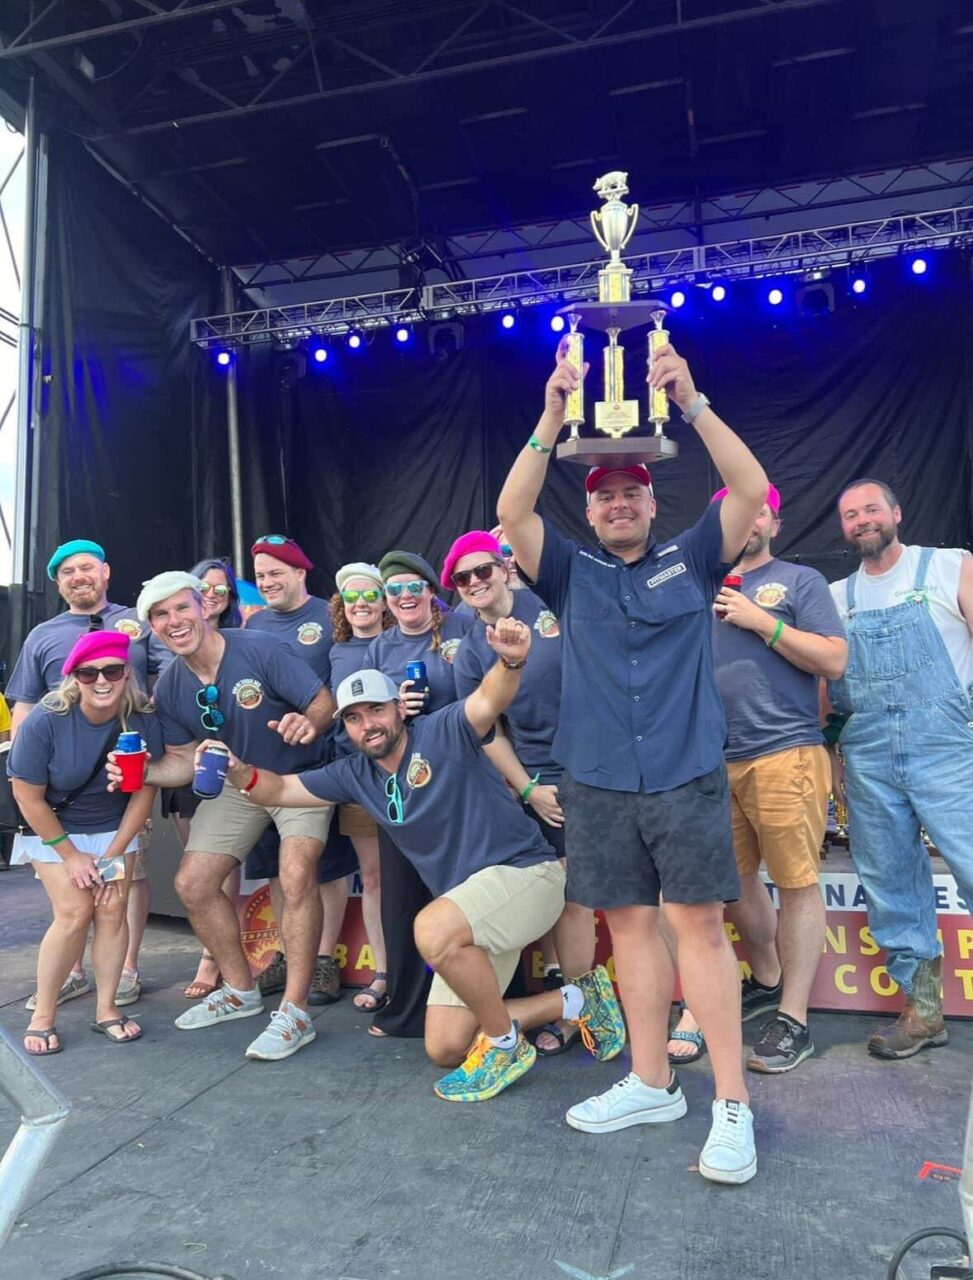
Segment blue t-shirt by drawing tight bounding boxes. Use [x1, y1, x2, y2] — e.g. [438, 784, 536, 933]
[713, 558, 845, 761]
[8, 703, 164, 833]
[527, 504, 731, 794]
[452, 589, 563, 783]
[245, 596, 334, 684]
[153, 629, 327, 773]
[5, 605, 161, 703]
[364, 612, 473, 713]
[300, 702, 556, 895]
[329, 634, 375, 759]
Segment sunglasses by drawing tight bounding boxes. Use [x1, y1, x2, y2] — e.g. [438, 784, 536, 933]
[385, 580, 427, 598]
[201, 583, 230, 598]
[88, 614, 105, 632]
[195, 684, 225, 733]
[385, 773, 404, 825]
[452, 562, 499, 590]
[256, 534, 298, 548]
[74, 663, 127, 685]
[341, 588, 382, 605]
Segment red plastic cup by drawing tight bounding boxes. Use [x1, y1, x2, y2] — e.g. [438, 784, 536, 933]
[116, 749, 147, 793]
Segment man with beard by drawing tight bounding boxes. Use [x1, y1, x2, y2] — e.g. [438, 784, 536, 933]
[669, 486, 846, 1075]
[827, 479, 973, 1059]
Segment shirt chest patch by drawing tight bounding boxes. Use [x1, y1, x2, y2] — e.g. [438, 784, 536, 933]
[753, 582, 788, 608]
[646, 563, 687, 589]
[233, 678, 264, 709]
[114, 618, 143, 640]
[297, 622, 324, 645]
[439, 638, 461, 664]
[406, 752, 433, 788]
[534, 610, 560, 638]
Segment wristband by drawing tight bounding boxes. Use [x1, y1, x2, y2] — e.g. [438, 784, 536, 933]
[520, 773, 541, 802]
[42, 832, 69, 848]
[680, 393, 710, 424]
[241, 767, 260, 794]
[766, 618, 784, 649]
[527, 434, 553, 454]
[500, 657, 527, 670]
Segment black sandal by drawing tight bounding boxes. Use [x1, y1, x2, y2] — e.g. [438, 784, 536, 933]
[24, 1026, 62, 1056]
[533, 1022, 583, 1057]
[354, 972, 390, 1013]
[90, 1017, 142, 1044]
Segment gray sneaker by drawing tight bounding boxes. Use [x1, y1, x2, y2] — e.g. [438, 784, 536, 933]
[245, 1002, 316, 1061]
[257, 951, 287, 996]
[308, 955, 341, 1006]
[115, 972, 142, 1007]
[25, 973, 90, 1011]
[175, 986, 263, 1030]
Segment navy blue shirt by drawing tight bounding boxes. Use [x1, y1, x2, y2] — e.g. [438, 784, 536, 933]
[527, 504, 730, 793]
[153, 629, 327, 773]
[300, 703, 556, 895]
[245, 596, 334, 684]
[9, 703, 164, 833]
[452, 589, 563, 783]
[364, 612, 473, 713]
[329, 634, 375, 759]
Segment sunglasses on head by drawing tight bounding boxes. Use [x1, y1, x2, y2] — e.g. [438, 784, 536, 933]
[341, 588, 382, 604]
[195, 684, 225, 732]
[256, 534, 298, 548]
[202, 583, 230, 598]
[452, 562, 499, 590]
[74, 663, 127, 685]
[385, 580, 427, 598]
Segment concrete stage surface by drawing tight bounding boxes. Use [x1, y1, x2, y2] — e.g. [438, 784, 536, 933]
[1, 864, 970, 1280]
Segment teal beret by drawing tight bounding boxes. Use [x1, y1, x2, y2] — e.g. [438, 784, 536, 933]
[47, 539, 106, 581]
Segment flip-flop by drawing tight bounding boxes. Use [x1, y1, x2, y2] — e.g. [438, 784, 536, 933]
[367, 1023, 391, 1038]
[354, 973, 390, 1013]
[24, 1027, 62, 1056]
[667, 1028, 706, 1065]
[183, 979, 221, 1000]
[533, 1022, 583, 1057]
[91, 1018, 142, 1044]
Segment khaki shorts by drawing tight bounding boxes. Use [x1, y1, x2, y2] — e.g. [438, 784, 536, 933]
[187, 781, 333, 861]
[428, 860, 565, 1008]
[727, 744, 830, 889]
[338, 802, 377, 839]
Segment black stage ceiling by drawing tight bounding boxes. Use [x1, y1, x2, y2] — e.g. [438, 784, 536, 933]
[1, 0, 972, 271]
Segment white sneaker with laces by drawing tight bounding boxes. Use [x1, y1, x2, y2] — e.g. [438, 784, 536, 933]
[699, 1099, 757, 1184]
[245, 1002, 316, 1061]
[174, 986, 263, 1031]
[566, 1071, 687, 1134]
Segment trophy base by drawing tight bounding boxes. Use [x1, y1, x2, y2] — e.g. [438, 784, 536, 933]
[559, 299, 668, 333]
[556, 434, 680, 467]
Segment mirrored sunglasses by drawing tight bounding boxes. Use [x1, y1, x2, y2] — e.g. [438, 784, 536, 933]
[385, 580, 427, 598]
[201, 583, 230, 597]
[341, 588, 382, 604]
[195, 683, 225, 732]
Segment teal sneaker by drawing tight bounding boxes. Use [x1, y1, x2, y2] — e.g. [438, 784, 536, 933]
[434, 1027, 536, 1102]
[573, 965, 627, 1061]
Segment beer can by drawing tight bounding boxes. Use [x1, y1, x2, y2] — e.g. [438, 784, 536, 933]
[116, 730, 143, 754]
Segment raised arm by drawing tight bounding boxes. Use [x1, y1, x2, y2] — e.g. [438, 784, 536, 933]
[218, 744, 329, 809]
[463, 617, 532, 740]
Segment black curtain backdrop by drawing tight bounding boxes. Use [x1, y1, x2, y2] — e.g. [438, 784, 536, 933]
[221, 255, 973, 602]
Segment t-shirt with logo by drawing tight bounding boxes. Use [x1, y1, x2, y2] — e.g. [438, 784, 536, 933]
[6, 605, 160, 704]
[452, 589, 563, 783]
[153, 629, 327, 773]
[364, 612, 473, 713]
[245, 596, 334, 684]
[8, 702, 164, 833]
[299, 702, 556, 896]
[830, 546, 973, 690]
[329, 634, 374, 759]
[713, 559, 845, 762]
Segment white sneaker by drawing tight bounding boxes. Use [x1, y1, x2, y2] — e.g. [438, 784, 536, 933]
[699, 1099, 757, 1184]
[174, 986, 263, 1030]
[245, 1002, 316, 1061]
[566, 1071, 687, 1134]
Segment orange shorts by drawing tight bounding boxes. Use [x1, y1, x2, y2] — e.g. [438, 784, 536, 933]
[338, 802, 378, 839]
[726, 745, 830, 889]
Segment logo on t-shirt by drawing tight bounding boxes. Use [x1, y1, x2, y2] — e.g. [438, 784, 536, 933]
[534, 610, 560, 638]
[233, 678, 264, 710]
[754, 582, 788, 609]
[406, 753, 432, 788]
[646, 563, 686, 589]
[114, 618, 143, 640]
[297, 622, 323, 646]
[439, 639, 461, 664]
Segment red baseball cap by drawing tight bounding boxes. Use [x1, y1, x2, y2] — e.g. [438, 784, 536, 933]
[585, 464, 653, 495]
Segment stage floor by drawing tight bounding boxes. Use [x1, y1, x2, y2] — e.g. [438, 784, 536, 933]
[0, 864, 970, 1280]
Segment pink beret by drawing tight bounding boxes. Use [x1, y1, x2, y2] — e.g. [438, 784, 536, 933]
[62, 630, 131, 676]
[711, 483, 781, 514]
[441, 531, 504, 590]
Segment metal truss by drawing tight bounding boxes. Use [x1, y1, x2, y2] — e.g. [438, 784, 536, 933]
[193, 204, 973, 347]
[0, 133, 24, 558]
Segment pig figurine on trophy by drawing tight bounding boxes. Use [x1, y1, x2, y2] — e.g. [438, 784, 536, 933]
[556, 171, 680, 467]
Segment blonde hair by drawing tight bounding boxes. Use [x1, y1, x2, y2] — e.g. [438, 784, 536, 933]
[42, 668, 154, 731]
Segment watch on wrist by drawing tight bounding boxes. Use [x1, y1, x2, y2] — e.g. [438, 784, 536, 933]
[681, 392, 711, 424]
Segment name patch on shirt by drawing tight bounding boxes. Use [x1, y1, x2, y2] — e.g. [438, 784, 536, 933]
[579, 550, 616, 568]
[646, 563, 687, 589]
[657, 544, 680, 557]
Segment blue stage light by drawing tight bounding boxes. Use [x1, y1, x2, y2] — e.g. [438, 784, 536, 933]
[216, 350, 231, 367]
[851, 276, 867, 295]
[501, 312, 516, 330]
[711, 284, 727, 303]
[348, 332, 363, 350]
[768, 287, 784, 306]
[550, 314, 566, 333]
[311, 345, 328, 364]
[395, 326, 411, 344]
[911, 256, 928, 276]
[670, 290, 686, 309]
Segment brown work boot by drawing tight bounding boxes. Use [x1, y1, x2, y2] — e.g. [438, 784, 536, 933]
[307, 954, 341, 1006]
[867, 957, 948, 1059]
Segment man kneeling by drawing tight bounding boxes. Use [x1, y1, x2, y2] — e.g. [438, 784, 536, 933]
[211, 616, 625, 1102]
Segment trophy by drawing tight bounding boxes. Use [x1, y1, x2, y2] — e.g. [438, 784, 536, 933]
[557, 172, 679, 467]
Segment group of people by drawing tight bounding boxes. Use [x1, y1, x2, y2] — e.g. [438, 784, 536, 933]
[5, 337, 972, 1190]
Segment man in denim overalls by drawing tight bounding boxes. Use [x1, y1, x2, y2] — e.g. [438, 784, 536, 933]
[828, 479, 973, 1058]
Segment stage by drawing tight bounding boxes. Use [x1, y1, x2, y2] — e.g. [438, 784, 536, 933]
[1, 865, 970, 1280]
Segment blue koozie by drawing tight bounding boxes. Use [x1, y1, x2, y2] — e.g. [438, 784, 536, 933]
[193, 743, 230, 799]
[405, 660, 429, 713]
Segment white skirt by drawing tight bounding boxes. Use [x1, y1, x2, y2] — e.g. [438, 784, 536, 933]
[12, 830, 139, 866]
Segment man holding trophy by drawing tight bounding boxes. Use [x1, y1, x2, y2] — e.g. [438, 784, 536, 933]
[497, 173, 769, 1185]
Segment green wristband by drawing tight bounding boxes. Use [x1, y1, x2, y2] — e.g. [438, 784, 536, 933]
[42, 832, 69, 848]
[520, 773, 541, 802]
[766, 618, 785, 650]
[527, 435, 553, 454]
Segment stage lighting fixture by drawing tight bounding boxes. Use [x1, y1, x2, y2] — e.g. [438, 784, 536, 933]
[311, 344, 328, 364]
[428, 321, 464, 363]
[501, 312, 516, 330]
[851, 275, 867, 295]
[347, 332, 363, 349]
[768, 287, 784, 306]
[711, 284, 727, 302]
[395, 326, 411, 343]
[670, 290, 686, 309]
[550, 314, 566, 333]
[911, 256, 928, 275]
[216, 350, 232, 366]
[797, 280, 835, 316]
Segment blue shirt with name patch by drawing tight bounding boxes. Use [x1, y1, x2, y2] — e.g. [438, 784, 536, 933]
[299, 702, 556, 895]
[527, 503, 730, 794]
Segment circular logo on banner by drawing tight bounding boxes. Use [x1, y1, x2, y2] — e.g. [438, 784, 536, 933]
[239, 885, 281, 976]
[406, 752, 432, 789]
[439, 639, 461, 664]
[754, 583, 788, 609]
[297, 622, 323, 646]
[114, 618, 143, 639]
[535, 610, 560, 638]
[233, 678, 264, 710]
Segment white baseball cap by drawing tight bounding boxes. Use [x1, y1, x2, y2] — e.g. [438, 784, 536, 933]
[333, 669, 401, 720]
